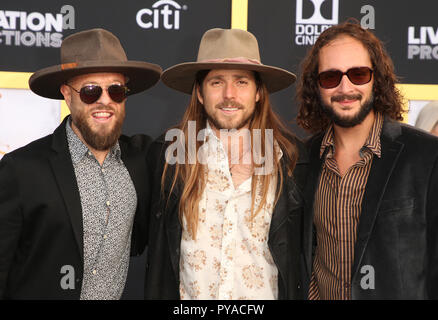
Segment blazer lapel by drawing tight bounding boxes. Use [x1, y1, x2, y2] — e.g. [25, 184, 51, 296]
[119, 139, 145, 217]
[165, 195, 182, 283]
[120, 138, 148, 256]
[303, 135, 324, 277]
[269, 175, 289, 242]
[351, 120, 404, 281]
[269, 159, 306, 242]
[119, 135, 151, 197]
[49, 118, 84, 260]
[266, 178, 288, 295]
[120, 143, 139, 193]
[163, 169, 182, 283]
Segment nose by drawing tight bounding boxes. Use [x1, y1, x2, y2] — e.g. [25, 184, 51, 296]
[223, 82, 236, 100]
[96, 87, 113, 105]
[336, 74, 356, 93]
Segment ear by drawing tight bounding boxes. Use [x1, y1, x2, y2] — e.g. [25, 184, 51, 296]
[60, 84, 72, 107]
[196, 85, 204, 105]
[255, 87, 260, 103]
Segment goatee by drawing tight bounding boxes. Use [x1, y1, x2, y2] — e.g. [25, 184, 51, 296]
[320, 93, 374, 128]
[72, 107, 124, 151]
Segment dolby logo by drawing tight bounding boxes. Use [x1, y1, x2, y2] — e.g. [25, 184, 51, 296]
[294, 0, 339, 46]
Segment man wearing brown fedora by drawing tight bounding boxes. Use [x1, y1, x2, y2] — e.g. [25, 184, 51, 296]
[0, 28, 161, 299]
[145, 28, 308, 299]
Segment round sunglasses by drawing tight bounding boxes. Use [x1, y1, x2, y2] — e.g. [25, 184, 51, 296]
[66, 83, 130, 104]
[317, 67, 373, 89]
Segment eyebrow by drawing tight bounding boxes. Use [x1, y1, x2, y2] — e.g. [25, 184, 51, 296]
[320, 65, 372, 72]
[81, 80, 125, 86]
[205, 74, 252, 82]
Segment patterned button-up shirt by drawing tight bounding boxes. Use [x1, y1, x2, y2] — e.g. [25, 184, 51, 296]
[66, 119, 137, 300]
[309, 112, 383, 300]
[179, 123, 281, 300]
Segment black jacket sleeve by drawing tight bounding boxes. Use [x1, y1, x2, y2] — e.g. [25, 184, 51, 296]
[0, 155, 23, 299]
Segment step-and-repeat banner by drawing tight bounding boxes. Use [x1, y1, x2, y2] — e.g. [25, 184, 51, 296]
[1, 0, 437, 298]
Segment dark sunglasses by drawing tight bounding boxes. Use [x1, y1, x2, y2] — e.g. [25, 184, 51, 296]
[66, 83, 130, 104]
[317, 67, 373, 89]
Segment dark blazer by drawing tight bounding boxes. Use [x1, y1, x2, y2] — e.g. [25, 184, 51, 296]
[144, 134, 308, 299]
[303, 118, 438, 299]
[0, 117, 151, 299]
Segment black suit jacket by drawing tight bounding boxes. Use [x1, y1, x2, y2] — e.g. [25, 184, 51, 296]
[303, 118, 438, 299]
[144, 134, 308, 299]
[0, 117, 151, 299]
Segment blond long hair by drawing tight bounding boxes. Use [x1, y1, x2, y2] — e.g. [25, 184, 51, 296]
[162, 71, 298, 239]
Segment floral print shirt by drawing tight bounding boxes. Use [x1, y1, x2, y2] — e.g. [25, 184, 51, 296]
[179, 123, 280, 300]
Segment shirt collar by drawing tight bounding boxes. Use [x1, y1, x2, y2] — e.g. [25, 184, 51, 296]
[66, 117, 121, 164]
[319, 112, 383, 159]
[204, 121, 218, 142]
[320, 124, 335, 159]
[363, 111, 383, 158]
[204, 120, 283, 161]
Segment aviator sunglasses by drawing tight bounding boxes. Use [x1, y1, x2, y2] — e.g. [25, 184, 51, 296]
[317, 67, 373, 89]
[66, 83, 130, 104]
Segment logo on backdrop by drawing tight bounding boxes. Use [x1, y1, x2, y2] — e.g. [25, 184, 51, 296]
[407, 26, 438, 60]
[0, 5, 75, 48]
[136, 0, 188, 30]
[294, 0, 339, 46]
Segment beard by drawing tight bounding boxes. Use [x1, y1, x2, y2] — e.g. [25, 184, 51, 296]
[205, 98, 255, 130]
[320, 93, 374, 128]
[72, 106, 124, 151]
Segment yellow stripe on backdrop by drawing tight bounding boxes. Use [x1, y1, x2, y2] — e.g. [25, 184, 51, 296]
[60, 101, 70, 121]
[0, 71, 70, 123]
[0, 71, 32, 89]
[231, 0, 248, 30]
[396, 84, 438, 123]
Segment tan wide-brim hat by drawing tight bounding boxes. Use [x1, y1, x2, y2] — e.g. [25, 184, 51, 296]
[29, 28, 162, 100]
[161, 28, 296, 94]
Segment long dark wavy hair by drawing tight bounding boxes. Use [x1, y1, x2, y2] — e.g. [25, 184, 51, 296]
[296, 20, 406, 134]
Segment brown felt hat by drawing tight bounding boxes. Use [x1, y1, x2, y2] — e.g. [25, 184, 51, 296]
[161, 28, 296, 94]
[29, 28, 162, 99]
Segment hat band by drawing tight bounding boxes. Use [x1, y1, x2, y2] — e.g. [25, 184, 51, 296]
[199, 57, 262, 65]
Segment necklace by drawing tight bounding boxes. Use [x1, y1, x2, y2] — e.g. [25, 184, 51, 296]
[229, 149, 252, 176]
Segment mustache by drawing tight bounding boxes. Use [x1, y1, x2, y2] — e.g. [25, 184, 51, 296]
[331, 94, 362, 103]
[215, 99, 245, 109]
[89, 105, 116, 113]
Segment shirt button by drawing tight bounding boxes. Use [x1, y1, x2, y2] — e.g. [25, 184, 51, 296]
[101, 168, 105, 173]
[103, 234, 107, 240]
[92, 269, 97, 275]
[106, 201, 110, 206]
[88, 151, 92, 156]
